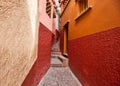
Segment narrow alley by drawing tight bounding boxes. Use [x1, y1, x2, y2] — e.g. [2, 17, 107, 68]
[38, 57, 82, 86]
[0, 0, 120, 86]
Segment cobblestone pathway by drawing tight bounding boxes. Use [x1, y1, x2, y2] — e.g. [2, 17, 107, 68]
[38, 58, 82, 86]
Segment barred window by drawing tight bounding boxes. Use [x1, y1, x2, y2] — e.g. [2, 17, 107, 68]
[46, 0, 51, 18]
[60, 0, 70, 15]
[63, 0, 69, 9]
[53, 7, 56, 18]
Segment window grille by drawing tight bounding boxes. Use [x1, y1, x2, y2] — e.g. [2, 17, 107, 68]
[46, 0, 51, 18]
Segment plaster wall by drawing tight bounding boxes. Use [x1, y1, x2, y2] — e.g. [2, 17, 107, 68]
[0, 0, 38, 86]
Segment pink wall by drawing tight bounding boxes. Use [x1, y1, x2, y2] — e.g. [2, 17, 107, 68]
[22, 0, 55, 85]
[22, 23, 53, 86]
[39, 0, 54, 32]
[68, 27, 120, 86]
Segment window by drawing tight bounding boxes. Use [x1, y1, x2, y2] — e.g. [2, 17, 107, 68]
[60, 0, 70, 16]
[53, 7, 56, 18]
[83, 0, 88, 9]
[75, 0, 91, 21]
[63, 0, 69, 9]
[46, 0, 51, 18]
[78, 0, 88, 13]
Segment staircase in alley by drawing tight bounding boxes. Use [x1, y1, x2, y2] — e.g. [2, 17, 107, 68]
[51, 52, 68, 67]
[37, 52, 82, 86]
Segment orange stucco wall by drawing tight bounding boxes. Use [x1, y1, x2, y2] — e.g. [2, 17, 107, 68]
[63, 28, 67, 53]
[60, 0, 120, 86]
[61, 0, 120, 40]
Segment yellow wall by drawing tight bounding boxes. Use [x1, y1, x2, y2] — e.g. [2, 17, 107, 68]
[61, 0, 120, 40]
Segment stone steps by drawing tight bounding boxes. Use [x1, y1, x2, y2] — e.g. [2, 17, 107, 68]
[58, 55, 68, 67]
[51, 51, 61, 58]
[51, 55, 68, 67]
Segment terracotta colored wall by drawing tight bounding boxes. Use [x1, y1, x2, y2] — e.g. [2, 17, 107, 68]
[22, 23, 53, 86]
[60, 0, 120, 86]
[61, 0, 120, 40]
[69, 27, 120, 86]
[0, 0, 38, 86]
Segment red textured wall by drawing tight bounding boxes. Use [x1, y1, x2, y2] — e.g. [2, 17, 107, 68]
[60, 29, 64, 54]
[52, 29, 60, 44]
[69, 27, 120, 86]
[22, 23, 53, 86]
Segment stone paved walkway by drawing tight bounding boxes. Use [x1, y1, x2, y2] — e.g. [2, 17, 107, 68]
[38, 67, 82, 86]
[51, 57, 62, 64]
[37, 58, 82, 86]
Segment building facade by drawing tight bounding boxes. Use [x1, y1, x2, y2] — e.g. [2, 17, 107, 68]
[0, 0, 56, 86]
[22, 0, 56, 86]
[0, 0, 38, 86]
[60, 0, 120, 86]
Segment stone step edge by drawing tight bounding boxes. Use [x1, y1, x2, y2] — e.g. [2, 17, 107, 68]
[51, 55, 69, 67]
[58, 55, 69, 67]
[51, 64, 67, 67]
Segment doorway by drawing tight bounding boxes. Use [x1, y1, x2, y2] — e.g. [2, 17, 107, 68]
[63, 22, 69, 57]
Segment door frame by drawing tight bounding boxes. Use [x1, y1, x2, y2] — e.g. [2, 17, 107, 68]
[63, 21, 69, 57]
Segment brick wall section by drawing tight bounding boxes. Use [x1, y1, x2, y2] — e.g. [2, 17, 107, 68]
[22, 23, 53, 86]
[69, 27, 120, 86]
[60, 29, 64, 54]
